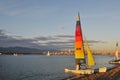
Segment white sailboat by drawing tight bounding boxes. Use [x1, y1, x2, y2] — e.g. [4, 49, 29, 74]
[47, 51, 50, 56]
[13, 53, 18, 56]
[109, 42, 120, 64]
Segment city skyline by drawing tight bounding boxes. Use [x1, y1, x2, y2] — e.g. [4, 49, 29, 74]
[0, 0, 120, 51]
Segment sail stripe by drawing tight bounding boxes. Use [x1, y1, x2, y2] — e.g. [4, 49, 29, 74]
[75, 13, 85, 60]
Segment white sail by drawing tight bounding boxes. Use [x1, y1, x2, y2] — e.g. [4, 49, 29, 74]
[47, 51, 50, 56]
[115, 42, 119, 60]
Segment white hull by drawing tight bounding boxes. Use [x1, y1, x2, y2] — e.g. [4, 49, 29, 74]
[64, 68, 94, 74]
[65, 67, 107, 74]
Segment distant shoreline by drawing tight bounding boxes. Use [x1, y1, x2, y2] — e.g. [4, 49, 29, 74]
[0, 53, 119, 57]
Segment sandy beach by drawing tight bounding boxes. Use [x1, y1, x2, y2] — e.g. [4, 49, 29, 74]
[65, 66, 120, 80]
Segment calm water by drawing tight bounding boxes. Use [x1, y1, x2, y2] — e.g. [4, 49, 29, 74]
[0, 55, 114, 80]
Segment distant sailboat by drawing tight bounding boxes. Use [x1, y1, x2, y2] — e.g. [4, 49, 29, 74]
[47, 51, 50, 56]
[13, 53, 18, 56]
[109, 42, 120, 64]
[65, 13, 96, 74]
[0, 52, 2, 55]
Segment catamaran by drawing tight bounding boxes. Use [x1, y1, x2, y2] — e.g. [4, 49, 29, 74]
[65, 13, 96, 74]
[64, 12, 107, 74]
[109, 42, 120, 64]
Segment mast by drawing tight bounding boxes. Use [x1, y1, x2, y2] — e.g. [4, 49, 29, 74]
[75, 12, 86, 70]
[115, 42, 118, 60]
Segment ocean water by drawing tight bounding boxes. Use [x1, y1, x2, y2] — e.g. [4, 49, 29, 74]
[0, 55, 114, 80]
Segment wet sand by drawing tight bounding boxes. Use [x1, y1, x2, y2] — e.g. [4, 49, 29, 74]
[65, 66, 120, 80]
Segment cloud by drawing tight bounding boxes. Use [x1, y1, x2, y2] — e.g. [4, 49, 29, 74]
[0, 29, 6, 35]
[0, 29, 38, 48]
[0, 0, 34, 16]
[85, 40, 106, 43]
[0, 29, 106, 50]
[35, 36, 59, 41]
[55, 34, 74, 38]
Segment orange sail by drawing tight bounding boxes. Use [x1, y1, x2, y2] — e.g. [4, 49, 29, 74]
[75, 13, 85, 62]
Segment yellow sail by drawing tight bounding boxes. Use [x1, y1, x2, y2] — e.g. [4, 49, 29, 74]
[85, 37, 95, 67]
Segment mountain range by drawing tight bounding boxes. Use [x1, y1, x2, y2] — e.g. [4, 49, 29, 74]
[0, 47, 46, 54]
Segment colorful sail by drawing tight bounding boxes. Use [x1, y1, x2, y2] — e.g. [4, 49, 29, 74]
[75, 13, 85, 60]
[115, 42, 119, 60]
[84, 37, 95, 67]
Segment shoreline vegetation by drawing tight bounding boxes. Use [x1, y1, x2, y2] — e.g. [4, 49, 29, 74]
[65, 66, 120, 80]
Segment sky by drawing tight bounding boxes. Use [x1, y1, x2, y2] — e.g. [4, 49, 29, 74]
[0, 0, 120, 52]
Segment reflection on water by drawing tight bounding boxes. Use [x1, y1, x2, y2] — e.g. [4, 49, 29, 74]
[0, 55, 114, 80]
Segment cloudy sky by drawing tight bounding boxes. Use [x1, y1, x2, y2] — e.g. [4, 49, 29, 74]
[0, 0, 120, 51]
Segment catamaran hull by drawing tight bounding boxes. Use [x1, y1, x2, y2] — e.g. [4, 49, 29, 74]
[65, 68, 94, 74]
[109, 59, 120, 64]
[65, 67, 107, 74]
